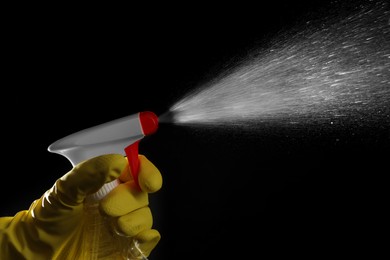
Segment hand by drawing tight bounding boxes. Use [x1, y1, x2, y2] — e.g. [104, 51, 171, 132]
[0, 154, 163, 259]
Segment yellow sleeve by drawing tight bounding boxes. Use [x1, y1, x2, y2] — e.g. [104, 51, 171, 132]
[0, 200, 83, 260]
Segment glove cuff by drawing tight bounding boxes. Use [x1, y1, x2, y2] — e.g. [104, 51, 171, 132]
[86, 179, 120, 202]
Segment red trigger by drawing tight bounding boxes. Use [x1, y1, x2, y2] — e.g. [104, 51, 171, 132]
[124, 140, 141, 190]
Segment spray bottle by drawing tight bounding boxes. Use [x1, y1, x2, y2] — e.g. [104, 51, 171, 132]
[48, 111, 159, 259]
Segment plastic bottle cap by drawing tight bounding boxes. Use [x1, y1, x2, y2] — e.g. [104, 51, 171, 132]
[87, 179, 120, 202]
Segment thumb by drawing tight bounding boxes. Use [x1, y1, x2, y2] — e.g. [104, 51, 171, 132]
[56, 154, 127, 205]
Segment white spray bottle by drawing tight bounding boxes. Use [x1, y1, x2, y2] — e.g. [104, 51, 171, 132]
[48, 111, 159, 259]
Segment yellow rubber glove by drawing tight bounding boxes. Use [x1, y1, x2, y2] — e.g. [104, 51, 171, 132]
[0, 154, 162, 259]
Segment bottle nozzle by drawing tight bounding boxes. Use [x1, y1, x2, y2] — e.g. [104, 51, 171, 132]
[139, 111, 159, 136]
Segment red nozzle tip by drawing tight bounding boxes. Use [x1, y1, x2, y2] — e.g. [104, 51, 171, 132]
[139, 111, 159, 136]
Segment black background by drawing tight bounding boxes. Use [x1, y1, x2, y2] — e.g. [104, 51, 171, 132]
[2, 1, 388, 259]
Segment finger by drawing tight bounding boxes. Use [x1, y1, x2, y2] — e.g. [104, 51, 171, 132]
[134, 229, 161, 257]
[100, 182, 148, 217]
[138, 155, 163, 193]
[117, 207, 153, 237]
[57, 154, 127, 205]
